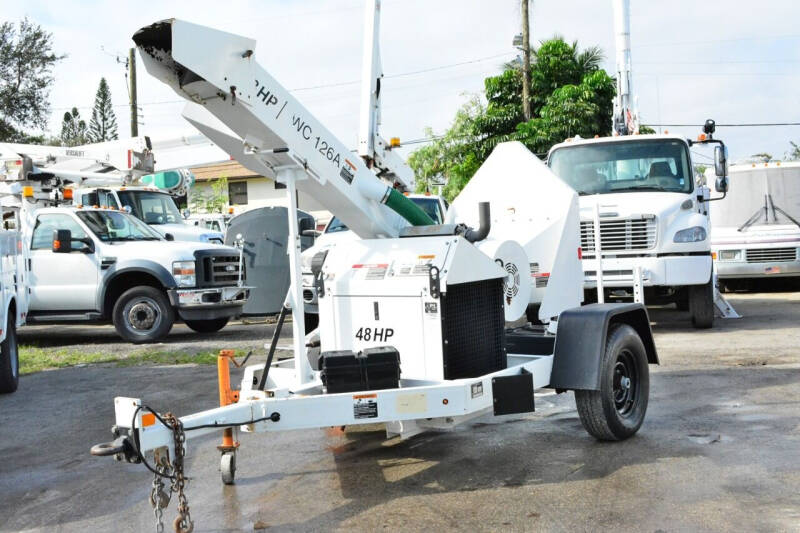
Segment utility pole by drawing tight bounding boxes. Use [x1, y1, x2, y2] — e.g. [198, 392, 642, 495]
[129, 48, 138, 137]
[521, 0, 532, 121]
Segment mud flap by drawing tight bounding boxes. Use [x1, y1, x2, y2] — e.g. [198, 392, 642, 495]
[492, 371, 534, 415]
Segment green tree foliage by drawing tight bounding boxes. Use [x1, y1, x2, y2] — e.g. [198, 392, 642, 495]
[785, 141, 799, 161]
[638, 124, 656, 134]
[60, 107, 88, 146]
[409, 37, 615, 200]
[0, 18, 64, 141]
[189, 177, 229, 214]
[88, 77, 118, 142]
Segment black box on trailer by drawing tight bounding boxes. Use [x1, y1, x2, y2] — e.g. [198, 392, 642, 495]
[319, 350, 363, 393]
[320, 346, 401, 393]
[360, 346, 401, 391]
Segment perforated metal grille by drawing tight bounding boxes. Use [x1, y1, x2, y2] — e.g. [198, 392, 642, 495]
[746, 247, 797, 263]
[440, 278, 506, 380]
[581, 216, 657, 252]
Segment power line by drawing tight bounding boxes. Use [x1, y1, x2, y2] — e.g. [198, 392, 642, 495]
[648, 122, 800, 127]
[49, 51, 513, 113]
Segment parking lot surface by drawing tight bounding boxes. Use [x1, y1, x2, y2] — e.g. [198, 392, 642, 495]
[1, 292, 799, 532]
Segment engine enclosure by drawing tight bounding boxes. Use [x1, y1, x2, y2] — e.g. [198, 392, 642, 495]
[317, 235, 508, 382]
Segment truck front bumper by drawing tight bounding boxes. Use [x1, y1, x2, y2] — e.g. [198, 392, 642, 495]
[582, 254, 711, 288]
[716, 260, 800, 279]
[168, 286, 250, 321]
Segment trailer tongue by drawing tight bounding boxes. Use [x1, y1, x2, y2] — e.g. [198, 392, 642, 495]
[91, 12, 659, 533]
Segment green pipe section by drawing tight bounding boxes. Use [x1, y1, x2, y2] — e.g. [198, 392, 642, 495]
[384, 188, 435, 226]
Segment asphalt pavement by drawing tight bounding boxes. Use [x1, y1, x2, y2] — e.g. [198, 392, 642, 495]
[1, 292, 799, 532]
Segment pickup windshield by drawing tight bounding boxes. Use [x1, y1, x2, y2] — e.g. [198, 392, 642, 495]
[77, 211, 163, 242]
[548, 139, 693, 195]
[118, 190, 182, 225]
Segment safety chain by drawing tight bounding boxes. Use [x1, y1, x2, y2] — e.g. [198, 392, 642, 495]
[150, 460, 171, 533]
[163, 412, 193, 533]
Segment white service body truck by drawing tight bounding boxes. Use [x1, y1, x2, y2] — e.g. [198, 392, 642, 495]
[547, 133, 729, 328]
[0, 230, 27, 393]
[710, 161, 800, 287]
[0, 144, 249, 343]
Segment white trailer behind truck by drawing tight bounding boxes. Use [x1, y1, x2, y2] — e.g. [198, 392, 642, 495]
[711, 162, 800, 287]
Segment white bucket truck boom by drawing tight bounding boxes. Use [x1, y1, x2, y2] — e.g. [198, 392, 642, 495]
[91, 17, 659, 531]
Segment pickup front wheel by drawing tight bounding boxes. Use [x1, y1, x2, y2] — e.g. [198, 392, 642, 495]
[0, 315, 19, 394]
[113, 286, 175, 343]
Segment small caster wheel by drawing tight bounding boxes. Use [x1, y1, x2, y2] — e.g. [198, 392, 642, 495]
[221, 451, 236, 485]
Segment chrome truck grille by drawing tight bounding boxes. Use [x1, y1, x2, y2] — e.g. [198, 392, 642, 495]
[580, 216, 657, 253]
[194, 251, 243, 287]
[745, 248, 797, 263]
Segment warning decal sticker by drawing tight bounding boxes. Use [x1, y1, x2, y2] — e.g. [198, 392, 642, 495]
[353, 394, 379, 419]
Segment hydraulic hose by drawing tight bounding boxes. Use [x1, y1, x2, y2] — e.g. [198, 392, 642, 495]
[383, 188, 435, 226]
[464, 202, 491, 243]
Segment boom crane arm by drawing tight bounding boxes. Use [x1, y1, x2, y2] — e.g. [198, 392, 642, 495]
[133, 19, 432, 240]
[357, 0, 414, 190]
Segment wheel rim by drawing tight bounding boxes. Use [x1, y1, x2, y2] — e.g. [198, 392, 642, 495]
[124, 297, 162, 333]
[612, 349, 638, 417]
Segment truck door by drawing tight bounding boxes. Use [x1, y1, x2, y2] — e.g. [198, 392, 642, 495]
[28, 214, 99, 311]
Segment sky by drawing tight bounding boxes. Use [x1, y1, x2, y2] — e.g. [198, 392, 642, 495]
[3, 0, 800, 165]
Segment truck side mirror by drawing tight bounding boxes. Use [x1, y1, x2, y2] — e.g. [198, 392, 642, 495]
[715, 176, 729, 194]
[183, 209, 191, 219]
[52, 229, 71, 253]
[164, 233, 175, 241]
[714, 145, 728, 177]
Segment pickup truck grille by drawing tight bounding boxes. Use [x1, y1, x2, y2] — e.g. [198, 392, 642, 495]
[580, 217, 657, 253]
[194, 251, 243, 287]
[745, 247, 797, 263]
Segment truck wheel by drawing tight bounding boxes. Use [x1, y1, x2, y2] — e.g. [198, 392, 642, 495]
[0, 316, 19, 394]
[575, 324, 649, 441]
[185, 317, 229, 333]
[113, 286, 174, 343]
[689, 280, 714, 329]
[304, 312, 319, 334]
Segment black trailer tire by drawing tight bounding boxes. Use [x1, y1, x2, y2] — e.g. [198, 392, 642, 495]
[185, 317, 230, 333]
[575, 323, 650, 441]
[689, 280, 714, 329]
[113, 286, 174, 344]
[304, 312, 319, 334]
[0, 315, 19, 394]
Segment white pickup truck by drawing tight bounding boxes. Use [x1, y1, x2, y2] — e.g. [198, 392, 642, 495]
[24, 205, 248, 343]
[547, 130, 729, 328]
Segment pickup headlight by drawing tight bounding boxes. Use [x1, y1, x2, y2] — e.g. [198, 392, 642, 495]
[673, 226, 707, 243]
[172, 260, 196, 287]
[717, 249, 741, 261]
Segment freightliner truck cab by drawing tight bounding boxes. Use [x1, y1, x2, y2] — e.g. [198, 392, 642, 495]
[547, 128, 729, 328]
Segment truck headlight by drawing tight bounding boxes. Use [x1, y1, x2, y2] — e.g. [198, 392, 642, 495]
[673, 226, 707, 243]
[172, 261, 196, 287]
[717, 249, 741, 261]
